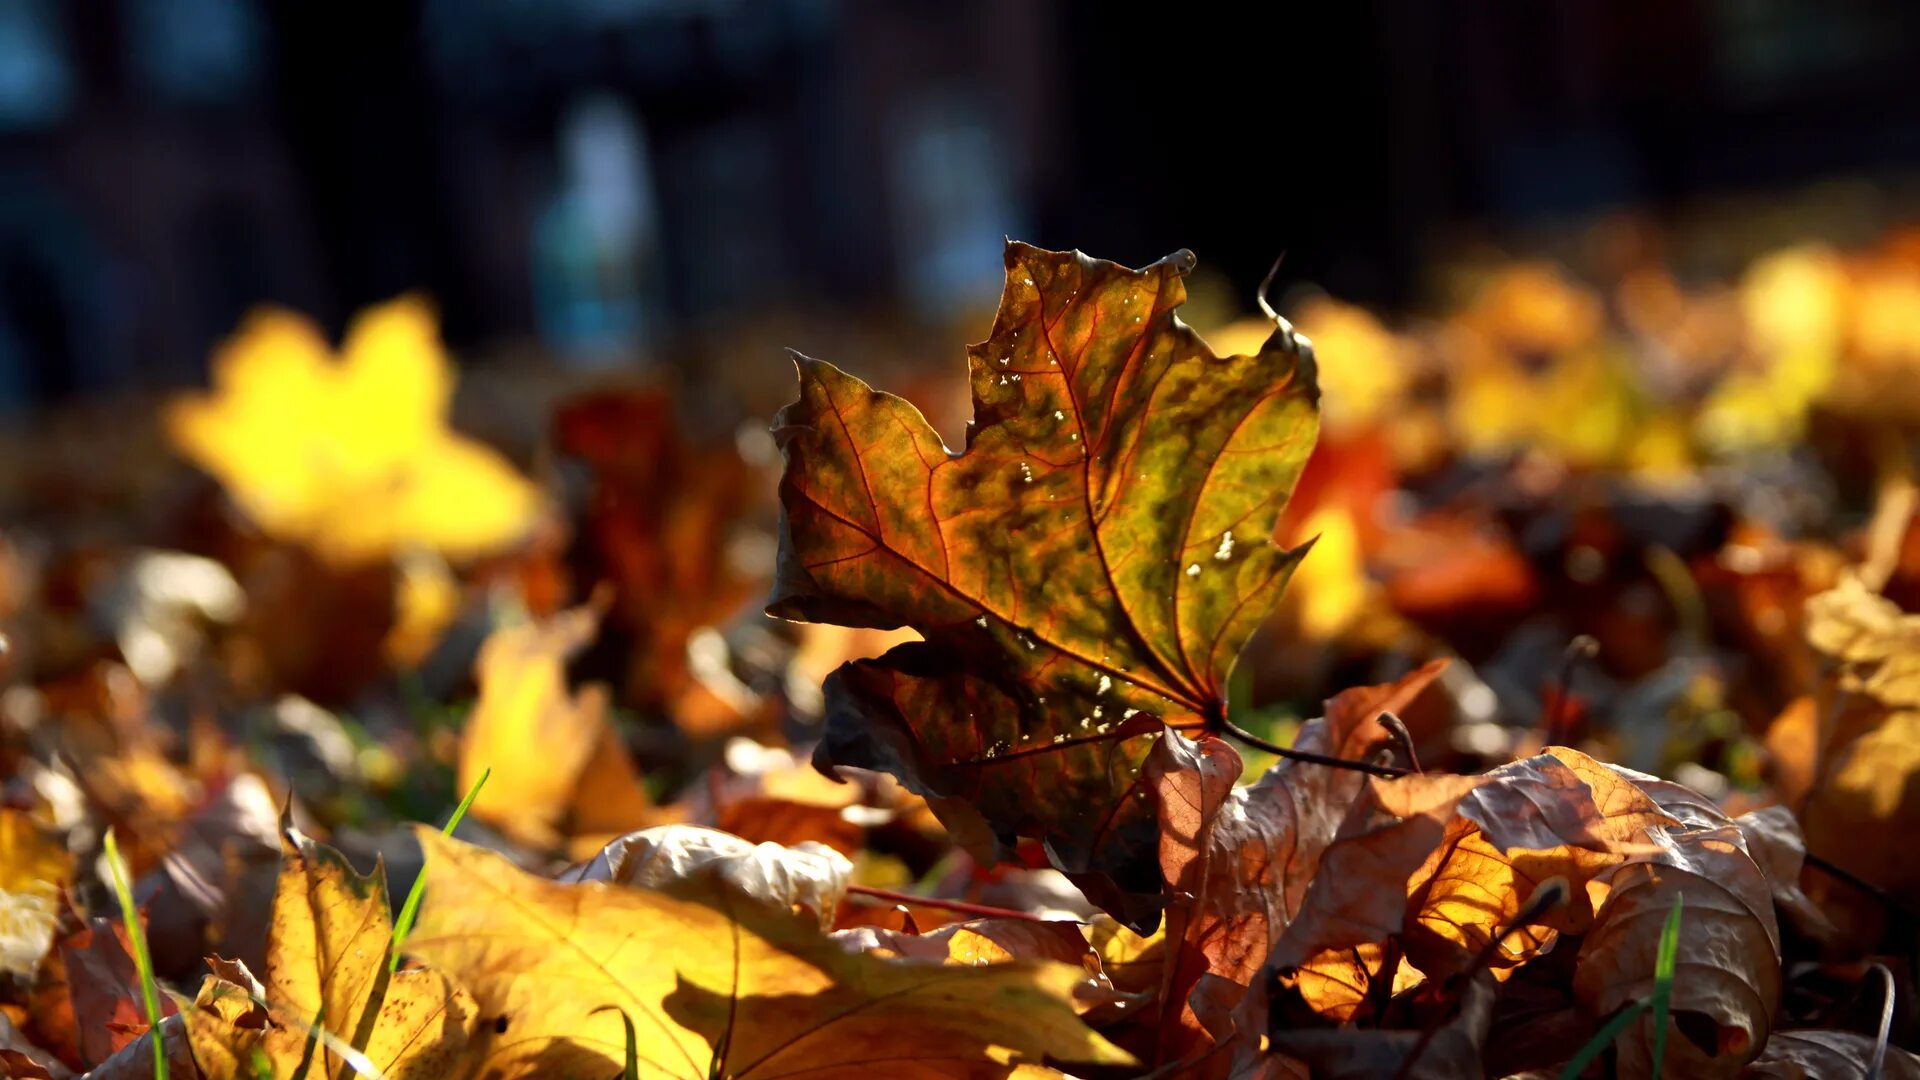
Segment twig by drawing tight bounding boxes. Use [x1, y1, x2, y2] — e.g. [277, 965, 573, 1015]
[843, 884, 1047, 923]
[1378, 712, 1423, 773]
[1546, 636, 1599, 745]
[1221, 718, 1409, 778]
[1805, 852, 1920, 922]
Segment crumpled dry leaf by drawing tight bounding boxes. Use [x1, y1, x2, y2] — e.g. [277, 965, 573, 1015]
[1798, 575, 1920, 903]
[1152, 662, 1450, 1057]
[1258, 745, 1781, 1078]
[188, 827, 478, 1079]
[1571, 806, 1781, 1078]
[1740, 1029, 1920, 1078]
[166, 296, 542, 565]
[458, 603, 659, 854]
[562, 824, 852, 928]
[407, 828, 1134, 1079]
[774, 241, 1319, 928]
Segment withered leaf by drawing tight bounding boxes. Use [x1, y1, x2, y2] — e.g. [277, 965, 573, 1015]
[562, 824, 852, 928]
[407, 829, 1133, 1079]
[1741, 1029, 1920, 1079]
[187, 828, 478, 1079]
[772, 241, 1319, 925]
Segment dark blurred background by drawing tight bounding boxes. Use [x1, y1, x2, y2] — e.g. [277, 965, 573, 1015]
[2, 0, 1919, 409]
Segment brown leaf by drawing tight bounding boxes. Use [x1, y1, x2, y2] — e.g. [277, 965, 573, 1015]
[60, 919, 179, 1067]
[1269, 968, 1498, 1080]
[1740, 1029, 1920, 1078]
[773, 242, 1320, 926]
[1154, 663, 1450, 1056]
[1573, 811, 1781, 1077]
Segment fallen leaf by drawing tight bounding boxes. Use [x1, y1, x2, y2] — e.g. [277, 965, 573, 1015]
[458, 603, 657, 853]
[773, 242, 1319, 926]
[1797, 576, 1920, 903]
[407, 828, 1134, 1078]
[0, 809, 68, 979]
[563, 824, 852, 928]
[1572, 804, 1781, 1077]
[1741, 1029, 1920, 1078]
[187, 827, 479, 1078]
[1153, 663, 1449, 1057]
[60, 919, 179, 1067]
[553, 389, 759, 719]
[166, 296, 542, 565]
[1269, 968, 1498, 1080]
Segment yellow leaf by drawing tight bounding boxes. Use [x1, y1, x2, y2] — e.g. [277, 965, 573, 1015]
[408, 829, 1135, 1079]
[0, 809, 68, 978]
[186, 829, 478, 1079]
[166, 296, 541, 565]
[458, 603, 658, 852]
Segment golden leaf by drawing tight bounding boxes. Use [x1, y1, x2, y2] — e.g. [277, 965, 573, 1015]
[166, 296, 541, 565]
[0, 809, 68, 979]
[458, 603, 658, 853]
[407, 829, 1134, 1079]
[186, 829, 478, 1079]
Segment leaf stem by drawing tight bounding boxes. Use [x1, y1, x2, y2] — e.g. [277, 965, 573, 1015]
[1220, 718, 1409, 778]
[843, 883, 1048, 923]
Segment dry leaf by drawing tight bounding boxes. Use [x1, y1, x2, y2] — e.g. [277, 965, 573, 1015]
[1740, 1029, 1920, 1078]
[774, 242, 1319, 926]
[0, 809, 68, 979]
[563, 824, 852, 928]
[186, 827, 478, 1078]
[407, 828, 1133, 1079]
[458, 603, 657, 853]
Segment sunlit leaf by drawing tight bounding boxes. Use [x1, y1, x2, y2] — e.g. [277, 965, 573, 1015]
[772, 242, 1319, 926]
[166, 296, 542, 565]
[407, 828, 1133, 1079]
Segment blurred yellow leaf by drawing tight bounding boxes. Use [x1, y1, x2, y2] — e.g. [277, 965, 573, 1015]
[0, 809, 68, 978]
[167, 296, 542, 565]
[408, 829, 1134, 1079]
[458, 603, 658, 853]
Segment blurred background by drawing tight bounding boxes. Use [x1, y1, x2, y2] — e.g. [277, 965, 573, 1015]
[4, 0, 1920, 406]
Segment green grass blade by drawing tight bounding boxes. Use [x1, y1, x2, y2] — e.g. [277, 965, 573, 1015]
[389, 766, 490, 971]
[1557, 999, 1649, 1080]
[103, 829, 169, 1080]
[1556, 895, 1686, 1080]
[1651, 895, 1685, 1080]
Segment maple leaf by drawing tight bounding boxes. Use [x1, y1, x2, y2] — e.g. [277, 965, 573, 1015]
[457, 602, 661, 854]
[406, 828, 1134, 1079]
[184, 827, 478, 1079]
[771, 242, 1320, 924]
[166, 296, 542, 565]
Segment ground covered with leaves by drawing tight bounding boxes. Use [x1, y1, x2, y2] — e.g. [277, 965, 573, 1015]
[3, 230, 1920, 1078]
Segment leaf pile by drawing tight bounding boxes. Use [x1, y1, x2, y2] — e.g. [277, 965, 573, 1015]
[1, 233, 1920, 1078]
